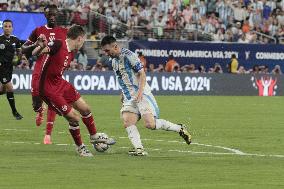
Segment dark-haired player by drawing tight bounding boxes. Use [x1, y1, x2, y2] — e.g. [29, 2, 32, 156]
[0, 19, 23, 120]
[22, 4, 67, 144]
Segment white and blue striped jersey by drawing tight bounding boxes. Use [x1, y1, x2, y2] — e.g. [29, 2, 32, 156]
[112, 48, 152, 101]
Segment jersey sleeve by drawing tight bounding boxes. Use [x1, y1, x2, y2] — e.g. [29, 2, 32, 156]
[47, 40, 62, 55]
[126, 51, 144, 73]
[27, 28, 38, 43]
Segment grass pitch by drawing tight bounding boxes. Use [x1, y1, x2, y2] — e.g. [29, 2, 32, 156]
[0, 95, 284, 189]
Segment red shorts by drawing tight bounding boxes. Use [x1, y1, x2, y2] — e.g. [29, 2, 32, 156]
[42, 81, 81, 115]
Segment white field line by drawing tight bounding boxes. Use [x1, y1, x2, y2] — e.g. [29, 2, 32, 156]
[3, 129, 284, 158]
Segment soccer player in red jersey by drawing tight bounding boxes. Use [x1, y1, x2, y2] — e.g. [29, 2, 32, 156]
[22, 5, 67, 144]
[32, 25, 114, 157]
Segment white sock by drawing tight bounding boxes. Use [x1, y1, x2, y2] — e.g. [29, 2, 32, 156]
[125, 125, 143, 149]
[155, 119, 181, 132]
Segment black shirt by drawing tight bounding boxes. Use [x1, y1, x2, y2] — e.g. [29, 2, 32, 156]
[0, 34, 21, 65]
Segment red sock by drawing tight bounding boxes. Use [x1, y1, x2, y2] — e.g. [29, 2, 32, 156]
[69, 125, 83, 146]
[82, 113, 97, 135]
[46, 107, 57, 135]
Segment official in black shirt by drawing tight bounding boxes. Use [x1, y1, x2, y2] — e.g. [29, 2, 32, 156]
[0, 19, 23, 120]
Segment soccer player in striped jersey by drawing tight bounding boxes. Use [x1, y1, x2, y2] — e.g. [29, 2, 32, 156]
[101, 36, 192, 156]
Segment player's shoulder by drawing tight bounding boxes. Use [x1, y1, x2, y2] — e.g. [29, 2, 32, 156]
[10, 35, 20, 41]
[121, 48, 135, 56]
[34, 25, 48, 32]
[55, 26, 68, 33]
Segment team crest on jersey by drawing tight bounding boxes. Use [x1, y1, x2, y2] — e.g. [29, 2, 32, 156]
[61, 105, 68, 112]
[0, 44, 5, 49]
[48, 33, 55, 46]
[2, 78, 7, 82]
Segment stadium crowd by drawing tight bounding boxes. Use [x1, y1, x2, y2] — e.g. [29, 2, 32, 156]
[1, 0, 284, 43]
[1, 0, 284, 73]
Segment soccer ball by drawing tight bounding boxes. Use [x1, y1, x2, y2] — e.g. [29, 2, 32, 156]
[94, 142, 109, 152]
[93, 133, 110, 152]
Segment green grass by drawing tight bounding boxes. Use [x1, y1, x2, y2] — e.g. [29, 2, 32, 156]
[0, 95, 284, 188]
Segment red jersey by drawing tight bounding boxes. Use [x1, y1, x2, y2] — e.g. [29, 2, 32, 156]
[39, 39, 74, 95]
[39, 40, 78, 115]
[28, 25, 67, 96]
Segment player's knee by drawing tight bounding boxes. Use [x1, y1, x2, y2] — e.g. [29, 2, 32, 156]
[78, 105, 91, 116]
[80, 109, 91, 117]
[65, 110, 81, 122]
[144, 120, 156, 130]
[123, 119, 134, 128]
[68, 120, 79, 127]
[6, 82, 13, 92]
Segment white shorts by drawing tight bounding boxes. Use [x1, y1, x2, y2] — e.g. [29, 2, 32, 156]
[120, 93, 160, 118]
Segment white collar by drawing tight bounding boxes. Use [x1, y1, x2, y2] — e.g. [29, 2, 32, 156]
[45, 25, 53, 30]
[65, 39, 71, 52]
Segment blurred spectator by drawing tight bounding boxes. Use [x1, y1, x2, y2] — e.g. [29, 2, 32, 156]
[76, 47, 88, 70]
[229, 54, 239, 73]
[271, 65, 282, 74]
[17, 55, 30, 70]
[251, 64, 260, 74]
[198, 65, 206, 73]
[2, 0, 284, 45]
[155, 63, 165, 72]
[209, 63, 223, 73]
[138, 52, 147, 71]
[165, 54, 179, 72]
[259, 65, 269, 74]
[237, 66, 248, 74]
[148, 63, 165, 72]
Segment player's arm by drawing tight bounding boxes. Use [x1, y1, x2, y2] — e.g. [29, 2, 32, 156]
[32, 35, 48, 56]
[21, 28, 39, 57]
[32, 40, 62, 56]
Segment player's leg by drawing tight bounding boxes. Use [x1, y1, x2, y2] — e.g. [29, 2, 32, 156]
[32, 95, 45, 126]
[71, 97, 115, 145]
[46, 92, 93, 157]
[72, 97, 97, 137]
[43, 106, 57, 145]
[4, 81, 23, 120]
[120, 101, 147, 156]
[122, 111, 148, 155]
[139, 93, 192, 144]
[31, 76, 45, 126]
[64, 108, 93, 157]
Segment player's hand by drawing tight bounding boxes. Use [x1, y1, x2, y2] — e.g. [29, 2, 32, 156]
[36, 34, 47, 48]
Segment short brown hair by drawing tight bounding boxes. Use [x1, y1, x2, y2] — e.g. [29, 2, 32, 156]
[67, 25, 85, 40]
